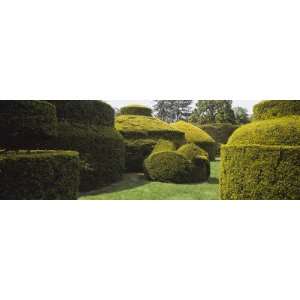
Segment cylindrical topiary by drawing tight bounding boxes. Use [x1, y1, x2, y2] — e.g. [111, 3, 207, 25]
[46, 100, 125, 192]
[253, 100, 300, 120]
[171, 121, 217, 160]
[120, 105, 153, 116]
[0, 150, 80, 200]
[116, 107, 186, 172]
[220, 100, 300, 200]
[0, 100, 57, 149]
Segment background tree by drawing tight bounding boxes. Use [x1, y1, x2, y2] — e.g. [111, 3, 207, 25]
[153, 100, 193, 122]
[190, 100, 235, 124]
[233, 106, 250, 124]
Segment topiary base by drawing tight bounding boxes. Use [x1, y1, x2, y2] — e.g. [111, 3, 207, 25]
[0, 150, 80, 200]
[220, 145, 300, 200]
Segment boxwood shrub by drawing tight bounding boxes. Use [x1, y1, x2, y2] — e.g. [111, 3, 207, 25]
[220, 145, 300, 200]
[120, 105, 153, 117]
[171, 121, 217, 160]
[116, 112, 185, 172]
[253, 100, 300, 120]
[0, 150, 80, 200]
[0, 100, 57, 149]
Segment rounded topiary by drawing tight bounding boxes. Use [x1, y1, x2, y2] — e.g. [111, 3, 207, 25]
[116, 111, 186, 172]
[171, 121, 217, 160]
[220, 100, 300, 200]
[177, 143, 210, 182]
[120, 105, 153, 117]
[144, 151, 193, 183]
[0, 100, 57, 149]
[47, 100, 115, 127]
[44, 100, 125, 192]
[253, 100, 300, 120]
[0, 150, 80, 200]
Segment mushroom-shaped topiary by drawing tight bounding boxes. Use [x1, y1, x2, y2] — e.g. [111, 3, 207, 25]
[220, 100, 300, 200]
[120, 105, 153, 117]
[116, 105, 186, 172]
[170, 121, 217, 160]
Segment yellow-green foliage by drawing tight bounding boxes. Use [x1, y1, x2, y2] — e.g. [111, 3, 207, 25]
[228, 116, 300, 146]
[120, 105, 152, 116]
[220, 145, 300, 200]
[144, 142, 210, 183]
[253, 100, 300, 120]
[171, 121, 216, 160]
[116, 115, 185, 171]
[220, 103, 300, 199]
[0, 150, 80, 200]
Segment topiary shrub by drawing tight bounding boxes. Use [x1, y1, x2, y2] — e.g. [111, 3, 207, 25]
[0, 150, 80, 200]
[45, 100, 125, 192]
[220, 145, 300, 200]
[144, 141, 210, 183]
[177, 143, 210, 182]
[253, 100, 300, 120]
[171, 121, 217, 160]
[220, 100, 300, 200]
[116, 110, 186, 172]
[120, 105, 153, 116]
[0, 100, 57, 149]
[144, 151, 193, 183]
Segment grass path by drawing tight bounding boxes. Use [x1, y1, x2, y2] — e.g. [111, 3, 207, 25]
[80, 161, 220, 200]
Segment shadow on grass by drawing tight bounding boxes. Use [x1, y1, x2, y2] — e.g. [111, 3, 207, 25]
[80, 173, 150, 197]
[208, 177, 219, 184]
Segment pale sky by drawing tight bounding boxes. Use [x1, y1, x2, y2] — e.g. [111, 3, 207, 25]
[105, 100, 261, 114]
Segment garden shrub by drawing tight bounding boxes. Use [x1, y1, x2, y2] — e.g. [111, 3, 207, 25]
[0, 100, 57, 149]
[253, 100, 300, 120]
[151, 139, 177, 153]
[220, 100, 300, 200]
[45, 101, 125, 192]
[47, 100, 115, 126]
[0, 150, 80, 200]
[171, 121, 217, 160]
[120, 105, 153, 117]
[116, 110, 185, 172]
[220, 145, 300, 200]
[177, 143, 210, 182]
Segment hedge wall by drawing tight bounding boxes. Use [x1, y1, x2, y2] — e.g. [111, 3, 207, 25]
[116, 114, 185, 172]
[171, 121, 217, 160]
[120, 105, 152, 117]
[253, 100, 300, 120]
[220, 145, 300, 200]
[0, 150, 80, 200]
[0, 100, 57, 149]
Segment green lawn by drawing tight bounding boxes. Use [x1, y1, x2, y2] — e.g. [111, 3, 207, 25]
[80, 161, 220, 200]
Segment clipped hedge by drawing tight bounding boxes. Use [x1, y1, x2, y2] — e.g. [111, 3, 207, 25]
[220, 145, 300, 200]
[47, 100, 115, 127]
[144, 142, 210, 183]
[227, 116, 300, 146]
[0, 100, 57, 149]
[171, 121, 217, 160]
[116, 114, 185, 172]
[0, 150, 80, 200]
[120, 105, 152, 117]
[177, 143, 210, 182]
[253, 100, 300, 120]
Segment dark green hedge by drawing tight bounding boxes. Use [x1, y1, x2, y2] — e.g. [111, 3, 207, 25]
[47, 100, 115, 127]
[0, 150, 80, 200]
[220, 145, 300, 200]
[144, 151, 193, 183]
[43, 122, 125, 192]
[0, 100, 57, 149]
[253, 100, 300, 120]
[120, 105, 152, 116]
